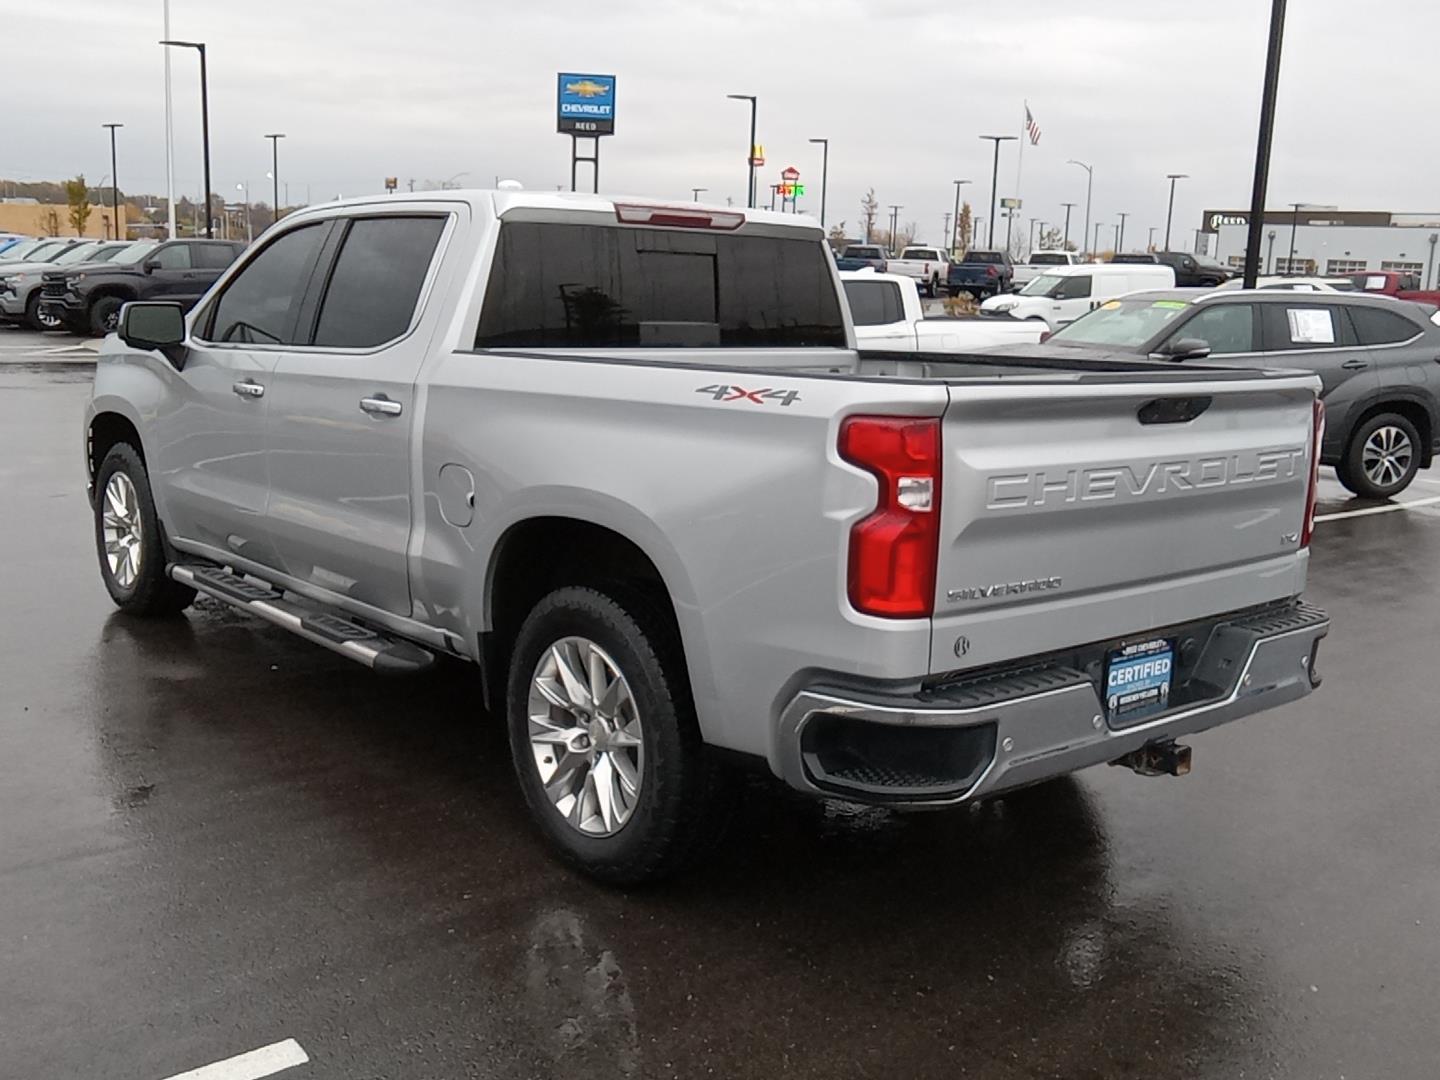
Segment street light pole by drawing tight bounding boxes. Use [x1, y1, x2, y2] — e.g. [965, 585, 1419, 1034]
[1068, 160, 1093, 258]
[691, 187, 707, 202]
[951, 178, 971, 256]
[1060, 202, 1076, 250]
[808, 138, 829, 227]
[1243, 0, 1288, 288]
[265, 133, 285, 224]
[1116, 210, 1130, 253]
[727, 94, 757, 209]
[161, 39, 211, 237]
[1093, 221, 1104, 257]
[102, 123, 123, 240]
[888, 204, 902, 253]
[979, 136, 1017, 247]
[1288, 201, 1303, 273]
[1266, 229, 1277, 274]
[1164, 173, 1188, 251]
[236, 182, 251, 243]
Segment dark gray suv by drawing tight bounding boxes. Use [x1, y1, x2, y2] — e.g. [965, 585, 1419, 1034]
[1019, 289, 1440, 498]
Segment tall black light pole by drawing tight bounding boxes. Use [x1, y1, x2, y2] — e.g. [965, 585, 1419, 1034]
[1093, 221, 1104, 257]
[888, 204, 902, 253]
[1243, 0, 1287, 288]
[691, 187, 707, 202]
[102, 123, 123, 239]
[726, 94, 757, 209]
[1287, 201, 1304, 273]
[1163, 173, 1188, 251]
[808, 138, 829, 227]
[161, 39, 212, 237]
[1068, 159, 1093, 258]
[265, 133, 285, 224]
[950, 178, 971, 255]
[979, 135, 1017, 247]
[1060, 201, 1076, 250]
[1116, 210, 1130, 253]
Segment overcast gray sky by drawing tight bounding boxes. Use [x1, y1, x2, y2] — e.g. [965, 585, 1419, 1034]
[5, 0, 1437, 245]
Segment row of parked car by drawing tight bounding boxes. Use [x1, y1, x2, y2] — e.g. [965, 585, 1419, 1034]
[0, 234, 244, 335]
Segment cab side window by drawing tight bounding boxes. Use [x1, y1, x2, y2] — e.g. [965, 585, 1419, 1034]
[152, 245, 192, 270]
[1348, 305, 1421, 345]
[204, 224, 326, 345]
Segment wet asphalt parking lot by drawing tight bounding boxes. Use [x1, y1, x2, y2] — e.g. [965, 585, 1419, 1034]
[4, 326, 1439, 1080]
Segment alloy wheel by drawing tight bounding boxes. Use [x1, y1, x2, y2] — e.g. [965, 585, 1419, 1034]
[101, 471, 143, 589]
[1362, 425, 1413, 490]
[527, 637, 644, 837]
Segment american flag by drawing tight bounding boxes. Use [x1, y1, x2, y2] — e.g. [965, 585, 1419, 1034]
[1025, 105, 1041, 146]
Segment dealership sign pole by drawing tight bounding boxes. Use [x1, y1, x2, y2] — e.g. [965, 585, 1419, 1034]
[1243, 0, 1286, 289]
[557, 73, 616, 194]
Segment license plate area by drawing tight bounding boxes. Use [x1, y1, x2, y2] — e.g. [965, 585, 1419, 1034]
[1105, 638, 1175, 727]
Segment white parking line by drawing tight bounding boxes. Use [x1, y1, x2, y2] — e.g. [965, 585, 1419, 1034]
[1316, 494, 1440, 523]
[159, 1039, 309, 1080]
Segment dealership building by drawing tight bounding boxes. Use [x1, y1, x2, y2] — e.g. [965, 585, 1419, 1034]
[1199, 208, 1440, 286]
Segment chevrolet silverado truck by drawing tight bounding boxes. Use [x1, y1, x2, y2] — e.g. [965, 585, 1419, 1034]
[885, 245, 952, 297]
[86, 190, 1330, 883]
[52, 238, 245, 336]
[834, 243, 889, 272]
[842, 270, 1044, 350]
[946, 248, 1014, 299]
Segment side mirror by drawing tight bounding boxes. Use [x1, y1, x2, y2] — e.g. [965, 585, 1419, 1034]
[142, 258, 160, 274]
[1154, 337, 1212, 361]
[119, 301, 188, 368]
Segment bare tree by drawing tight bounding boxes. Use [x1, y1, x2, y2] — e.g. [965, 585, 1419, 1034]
[826, 222, 848, 250]
[860, 188, 879, 243]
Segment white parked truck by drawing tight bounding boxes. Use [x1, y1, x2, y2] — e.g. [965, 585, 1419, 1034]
[885, 245, 952, 297]
[841, 271, 1045, 351]
[1013, 250, 1086, 287]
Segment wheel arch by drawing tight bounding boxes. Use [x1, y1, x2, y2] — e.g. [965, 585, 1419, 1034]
[87, 408, 147, 498]
[477, 512, 703, 718]
[1337, 394, 1434, 468]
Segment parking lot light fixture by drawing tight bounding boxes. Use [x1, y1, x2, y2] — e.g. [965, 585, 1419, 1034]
[160, 39, 211, 238]
[265, 134, 285, 224]
[727, 95, 758, 209]
[1068, 160, 1093, 258]
[1116, 210, 1130, 253]
[979, 136, 1017, 248]
[808, 139, 829, 227]
[102, 124, 123, 240]
[1059, 202, 1076, 250]
[1164, 173, 1188, 251]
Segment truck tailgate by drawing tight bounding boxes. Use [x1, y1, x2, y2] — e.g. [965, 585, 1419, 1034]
[930, 372, 1319, 673]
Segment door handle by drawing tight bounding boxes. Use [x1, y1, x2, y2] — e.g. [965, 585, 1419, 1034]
[360, 395, 403, 417]
[232, 380, 265, 399]
[1341, 358, 1369, 371]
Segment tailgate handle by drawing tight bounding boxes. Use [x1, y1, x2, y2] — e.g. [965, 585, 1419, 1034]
[1137, 396, 1212, 425]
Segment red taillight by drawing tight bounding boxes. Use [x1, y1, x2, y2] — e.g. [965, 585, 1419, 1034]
[839, 416, 942, 618]
[986, 265, 997, 277]
[613, 203, 745, 230]
[1300, 397, 1325, 547]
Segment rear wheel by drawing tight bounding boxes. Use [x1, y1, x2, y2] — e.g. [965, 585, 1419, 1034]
[93, 443, 195, 615]
[90, 296, 124, 337]
[506, 585, 717, 884]
[1338, 412, 1421, 499]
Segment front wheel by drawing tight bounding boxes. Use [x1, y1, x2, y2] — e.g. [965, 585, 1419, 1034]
[1337, 412, 1421, 499]
[93, 443, 196, 615]
[506, 585, 717, 884]
[90, 296, 124, 337]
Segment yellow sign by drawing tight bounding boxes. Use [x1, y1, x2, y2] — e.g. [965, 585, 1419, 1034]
[565, 79, 610, 98]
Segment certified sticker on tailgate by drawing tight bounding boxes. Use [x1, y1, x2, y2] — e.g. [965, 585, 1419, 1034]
[1105, 639, 1174, 720]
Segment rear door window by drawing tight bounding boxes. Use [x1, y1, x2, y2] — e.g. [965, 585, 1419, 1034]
[194, 243, 241, 270]
[152, 245, 193, 270]
[311, 216, 447, 348]
[844, 280, 905, 326]
[475, 222, 846, 349]
[1347, 304, 1422, 345]
[1260, 304, 1355, 350]
[204, 223, 327, 345]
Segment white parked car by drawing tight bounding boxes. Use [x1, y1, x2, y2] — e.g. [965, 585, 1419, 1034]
[1213, 275, 1359, 292]
[840, 271, 1046, 351]
[979, 264, 1176, 329]
[885, 246, 951, 297]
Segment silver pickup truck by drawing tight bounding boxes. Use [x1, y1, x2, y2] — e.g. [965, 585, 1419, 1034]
[85, 191, 1329, 883]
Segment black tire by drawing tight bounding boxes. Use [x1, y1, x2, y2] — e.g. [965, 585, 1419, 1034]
[1337, 412, 1421, 499]
[506, 585, 718, 885]
[23, 292, 45, 332]
[90, 295, 124, 337]
[93, 443, 195, 616]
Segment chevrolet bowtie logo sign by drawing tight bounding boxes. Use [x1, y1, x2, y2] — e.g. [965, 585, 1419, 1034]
[557, 73, 616, 136]
[565, 79, 609, 99]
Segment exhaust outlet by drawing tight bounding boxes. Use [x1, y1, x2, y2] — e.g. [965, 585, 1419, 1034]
[1111, 739, 1192, 778]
